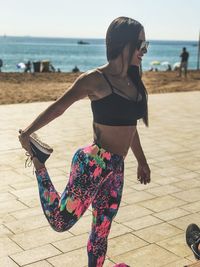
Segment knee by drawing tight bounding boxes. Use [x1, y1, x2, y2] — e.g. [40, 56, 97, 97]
[50, 223, 71, 233]
[48, 216, 73, 232]
[95, 217, 112, 239]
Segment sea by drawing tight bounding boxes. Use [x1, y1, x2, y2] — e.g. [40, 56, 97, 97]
[0, 36, 198, 72]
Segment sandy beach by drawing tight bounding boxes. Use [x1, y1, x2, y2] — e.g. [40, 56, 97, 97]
[0, 70, 200, 105]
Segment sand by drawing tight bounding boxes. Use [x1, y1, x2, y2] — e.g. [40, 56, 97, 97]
[0, 70, 199, 105]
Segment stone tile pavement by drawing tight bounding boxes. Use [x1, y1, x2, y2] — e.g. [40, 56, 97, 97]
[1, 91, 200, 267]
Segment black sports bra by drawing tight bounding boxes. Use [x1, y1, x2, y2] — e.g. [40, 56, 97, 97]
[91, 70, 146, 126]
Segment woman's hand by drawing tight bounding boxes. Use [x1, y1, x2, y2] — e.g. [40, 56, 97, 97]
[18, 129, 33, 157]
[137, 162, 151, 185]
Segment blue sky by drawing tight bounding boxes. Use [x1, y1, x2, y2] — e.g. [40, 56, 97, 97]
[0, 0, 199, 40]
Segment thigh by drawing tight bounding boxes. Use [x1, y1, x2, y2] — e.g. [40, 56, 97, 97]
[60, 147, 108, 219]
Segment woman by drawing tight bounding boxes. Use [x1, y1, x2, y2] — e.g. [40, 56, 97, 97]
[19, 17, 151, 267]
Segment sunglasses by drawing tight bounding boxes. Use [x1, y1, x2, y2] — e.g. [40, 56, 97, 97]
[136, 40, 149, 53]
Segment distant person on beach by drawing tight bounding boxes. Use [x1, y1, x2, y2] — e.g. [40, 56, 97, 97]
[179, 47, 189, 77]
[72, 65, 80, 73]
[167, 64, 172, 71]
[0, 59, 3, 72]
[18, 17, 150, 267]
[49, 63, 56, 72]
[24, 61, 32, 73]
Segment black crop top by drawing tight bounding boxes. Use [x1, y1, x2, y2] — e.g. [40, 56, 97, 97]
[91, 71, 146, 126]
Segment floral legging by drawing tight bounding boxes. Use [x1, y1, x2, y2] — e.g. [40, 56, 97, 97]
[36, 143, 129, 267]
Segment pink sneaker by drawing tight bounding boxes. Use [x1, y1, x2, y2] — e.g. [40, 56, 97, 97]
[113, 264, 130, 267]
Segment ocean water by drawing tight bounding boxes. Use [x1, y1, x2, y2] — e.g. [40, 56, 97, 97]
[0, 36, 198, 72]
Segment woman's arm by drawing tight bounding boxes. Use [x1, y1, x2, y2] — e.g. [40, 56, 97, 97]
[22, 72, 90, 135]
[19, 72, 92, 153]
[131, 128, 151, 184]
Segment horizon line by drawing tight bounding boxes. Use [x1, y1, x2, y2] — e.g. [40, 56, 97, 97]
[0, 34, 197, 42]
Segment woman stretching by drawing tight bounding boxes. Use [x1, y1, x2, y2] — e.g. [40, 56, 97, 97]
[19, 16, 151, 267]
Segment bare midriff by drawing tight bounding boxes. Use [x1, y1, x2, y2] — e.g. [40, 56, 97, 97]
[93, 122, 137, 157]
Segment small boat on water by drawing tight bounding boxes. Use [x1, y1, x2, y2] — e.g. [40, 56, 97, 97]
[77, 40, 90, 45]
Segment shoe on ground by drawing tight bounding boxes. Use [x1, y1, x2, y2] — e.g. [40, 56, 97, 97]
[186, 223, 200, 260]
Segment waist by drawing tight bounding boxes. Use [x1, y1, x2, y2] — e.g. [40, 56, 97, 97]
[93, 122, 136, 158]
[91, 142, 125, 160]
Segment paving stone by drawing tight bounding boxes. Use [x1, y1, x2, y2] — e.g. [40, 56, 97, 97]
[173, 179, 200, 190]
[107, 233, 147, 257]
[153, 175, 181, 185]
[0, 213, 16, 224]
[123, 214, 163, 230]
[146, 184, 181, 196]
[161, 258, 193, 267]
[47, 247, 87, 267]
[131, 181, 160, 191]
[0, 256, 19, 267]
[0, 237, 22, 257]
[134, 222, 183, 243]
[68, 215, 92, 235]
[154, 207, 190, 221]
[0, 225, 13, 238]
[11, 226, 73, 249]
[9, 187, 38, 198]
[11, 206, 42, 219]
[10, 244, 61, 266]
[169, 213, 200, 231]
[114, 204, 152, 223]
[108, 221, 132, 239]
[122, 191, 155, 204]
[53, 233, 88, 252]
[0, 199, 27, 214]
[23, 260, 52, 267]
[139, 195, 187, 212]
[172, 188, 200, 203]
[9, 180, 36, 190]
[0, 170, 32, 186]
[157, 233, 191, 257]
[0, 192, 16, 202]
[182, 201, 200, 213]
[5, 214, 48, 234]
[17, 195, 40, 208]
[112, 244, 180, 266]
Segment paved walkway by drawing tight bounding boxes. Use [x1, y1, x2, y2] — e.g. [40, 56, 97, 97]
[1, 91, 200, 267]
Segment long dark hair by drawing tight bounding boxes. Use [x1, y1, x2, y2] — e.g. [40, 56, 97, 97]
[106, 17, 143, 63]
[106, 17, 148, 126]
[128, 65, 148, 126]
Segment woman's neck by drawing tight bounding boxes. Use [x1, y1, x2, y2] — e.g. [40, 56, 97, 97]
[105, 59, 129, 78]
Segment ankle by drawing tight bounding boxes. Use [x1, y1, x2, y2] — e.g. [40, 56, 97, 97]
[32, 157, 45, 171]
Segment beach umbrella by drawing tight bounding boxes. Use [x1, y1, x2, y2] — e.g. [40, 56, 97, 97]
[150, 61, 161, 66]
[16, 62, 26, 69]
[173, 62, 181, 69]
[161, 61, 171, 66]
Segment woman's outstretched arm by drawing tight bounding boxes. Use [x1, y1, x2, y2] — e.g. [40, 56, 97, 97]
[19, 72, 92, 153]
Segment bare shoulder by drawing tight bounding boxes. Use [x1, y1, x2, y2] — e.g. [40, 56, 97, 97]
[73, 68, 103, 98]
[75, 68, 102, 86]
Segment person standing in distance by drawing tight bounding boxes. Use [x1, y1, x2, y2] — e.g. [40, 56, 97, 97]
[179, 47, 189, 78]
